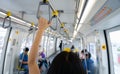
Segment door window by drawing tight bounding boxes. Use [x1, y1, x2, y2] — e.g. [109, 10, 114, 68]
[109, 30, 120, 74]
[106, 26, 120, 74]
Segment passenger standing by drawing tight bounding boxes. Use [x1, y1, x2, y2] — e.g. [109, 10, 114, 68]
[80, 49, 87, 59]
[80, 50, 94, 74]
[47, 51, 86, 74]
[86, 52, 94, 74]
[59, 40, 63, 52]
[80, 49, 88, 71]
[71, 45, 75, 51]
[71, 45, 79, 56]
[19, 47, 29, 74]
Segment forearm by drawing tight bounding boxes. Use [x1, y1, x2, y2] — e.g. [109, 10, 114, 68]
[28, 17, 51, 74]
[28, 29, 44, 65]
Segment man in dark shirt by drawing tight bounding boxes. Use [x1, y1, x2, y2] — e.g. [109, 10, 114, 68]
[19, 47, 29, 74]
[59, 40, 63, 52]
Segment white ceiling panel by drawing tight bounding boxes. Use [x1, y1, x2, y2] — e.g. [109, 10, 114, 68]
[0, 0, 76, 37]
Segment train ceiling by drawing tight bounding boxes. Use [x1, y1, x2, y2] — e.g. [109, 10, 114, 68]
[1, 0, 119, 39]
[0, 0, 76, 38]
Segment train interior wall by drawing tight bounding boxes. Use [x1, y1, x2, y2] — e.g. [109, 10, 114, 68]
[0, 2, 120, 74]
[84, 7, 120, 74]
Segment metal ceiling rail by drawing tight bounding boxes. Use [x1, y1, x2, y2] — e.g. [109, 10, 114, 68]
[76, 0, 88, 30]
[0, 9, 37, 32]
[48, 1, 70, 39]
[0, 17, 29, 28]
[0, 8, 31, 26]
[37, 0, 70, 39]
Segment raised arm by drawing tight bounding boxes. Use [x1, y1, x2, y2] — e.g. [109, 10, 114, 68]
[28, 18, 51, 74]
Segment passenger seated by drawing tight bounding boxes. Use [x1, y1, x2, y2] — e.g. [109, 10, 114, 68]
[38, 50, 48, 72]
[19, 47, 29, 74]
[28, 17, 86, 74]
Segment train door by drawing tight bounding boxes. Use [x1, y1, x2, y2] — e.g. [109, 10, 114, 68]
[106, 26, 120, 74]
[0, 26, 11, 74]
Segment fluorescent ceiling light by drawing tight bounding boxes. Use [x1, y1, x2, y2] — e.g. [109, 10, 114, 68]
[73, 30, 77, 38]
[74, 19, 79, 30]
[77, 0, 86, 18]
[73, 0, 96, 38]
[74, 0, 85, 30]
[80, 0, 96, 23]
[77, 23, 82, 31]
[74, 23, 77, 30]
[0, 11, 31, 26]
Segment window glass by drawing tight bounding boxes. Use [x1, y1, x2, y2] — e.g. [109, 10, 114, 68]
[109, 30, 120, 74]
[47, 36, 55, 57]
[20, 34, 33, 53]
[44, 36, 48, 55]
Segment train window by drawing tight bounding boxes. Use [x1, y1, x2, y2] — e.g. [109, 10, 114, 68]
[0, 27, 7, 60]
[106, 26, 120, 74]
[47, 36, 55, 57]
[43, 36, 48, 55]
[20, 33, 33, 53]
[109, 30, 120, 74]
[40, 35, 55, 57]
[88, 43, 96, 60]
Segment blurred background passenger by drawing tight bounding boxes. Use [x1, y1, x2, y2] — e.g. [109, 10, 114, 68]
[59, 40, 63, 52]
[80, 49, 94, 74]
[38, 50, 48, 73]
[19, 47, 29, 74]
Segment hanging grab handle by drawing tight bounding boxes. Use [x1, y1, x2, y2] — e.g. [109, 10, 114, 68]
[37, 1, 49, 19]
[36, 0, 69, 38]
[37, 0, 59, 30]
[2, 11, 11, 28]
[37, 0, 59, 22]
[48, 10, 59, 23]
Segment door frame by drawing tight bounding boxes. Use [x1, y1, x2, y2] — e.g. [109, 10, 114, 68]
[105, 25, 120, 74]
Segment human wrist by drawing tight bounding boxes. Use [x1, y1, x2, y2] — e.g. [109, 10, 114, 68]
[37, 28, 45, 33]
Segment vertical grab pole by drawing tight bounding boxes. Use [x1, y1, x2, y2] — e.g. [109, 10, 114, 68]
[2, 27, 12, 74]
